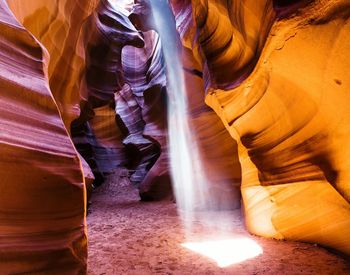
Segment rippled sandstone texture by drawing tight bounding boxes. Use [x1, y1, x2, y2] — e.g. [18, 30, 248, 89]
[173, 0, 350, 255]
[0, 0, 93, 272]
[7, 0, 98, 128]
[70, 0, 174, 199]
[71, 0, 145, 185]
[130, 0, 243, 207]
[1, 0, 350, 272]
[121, 30, 172, 199]
[0, 0, 172, 272]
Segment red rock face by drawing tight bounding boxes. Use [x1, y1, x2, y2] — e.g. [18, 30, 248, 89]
[0, 0, 87, 272]
[71, 0, 143, 185]
[171, 0, 350, 255]
[121, 30, 171, 199]
[4, 0, 170, 200]
[7, 0, 99, 128]
[71, 1, 171, 197]
[1, 0, 350, 271]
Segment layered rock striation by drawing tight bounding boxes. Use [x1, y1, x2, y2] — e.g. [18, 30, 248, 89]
[173, 0, 350, 255]
[0, 0, 88, 272]
[73, 1, 171, 196]
[2, 0, 350, 272]
[121, 30, 171, 199]
[71, 0, 144, 185]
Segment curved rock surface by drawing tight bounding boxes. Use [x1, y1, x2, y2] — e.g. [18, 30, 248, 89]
[0, 0, 87, 272]
[7, 0, 99, 127]
[182, 46, 243, 209]
[174, 0, 350, 255]
[122, 30, 171, 199]
[71, 0, 144, 184]
[72, 1, 170, 198]
[191, 0, 276, 90]
[2, 0, 350, 271]
[130, 0, 242, 203]
[6, 0, 136, 187]
[6, 0, 100, 186]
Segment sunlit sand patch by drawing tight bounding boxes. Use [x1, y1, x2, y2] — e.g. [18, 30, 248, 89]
[182, 238, 263, 268]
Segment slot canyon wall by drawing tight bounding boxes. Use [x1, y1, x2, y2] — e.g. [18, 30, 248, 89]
[0, 0, 241, 272]
[170, 0, 350, 255]
[0, 0, 95, 272]
[0, 0, 350, 273]
[0, 0, 170, 272]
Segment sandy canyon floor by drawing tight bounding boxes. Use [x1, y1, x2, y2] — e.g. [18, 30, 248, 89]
[87, 170, 350, 275]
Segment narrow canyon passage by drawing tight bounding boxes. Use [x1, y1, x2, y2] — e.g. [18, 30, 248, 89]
[87, 170, 350, 275]
[2, 0, 350, 272]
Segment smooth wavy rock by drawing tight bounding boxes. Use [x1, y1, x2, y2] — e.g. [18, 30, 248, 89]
[71, 0, 145, 182]
[6, 0, 100, 187]
[182, 47, 243, 209]
[122, 30, 171, 199]
[162, 0, 244, 209]
[191, 0, 275, 90]
[81, 0, 144, 107]
[6, 0, 99, 128]
[6, 0, 148, 186]
[0, 0, 87, 273]
[179, 0, 350, 255]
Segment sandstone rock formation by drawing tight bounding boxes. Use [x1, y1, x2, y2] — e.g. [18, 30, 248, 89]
[130, 0, 243, 205]
[73, 1, 172, 197]
[0, 0, 88, 272]
[6, 0, 100, 187]
[172, 0, 350, 255]
[71, 0, 144, 185]
[182, 47, 243, 209]
[7, 0, 99, 128]
[2, 0, 350, 272]
[121, 30, 171, 199]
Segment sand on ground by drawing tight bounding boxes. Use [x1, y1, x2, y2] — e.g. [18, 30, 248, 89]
[87, 169, 350, 275]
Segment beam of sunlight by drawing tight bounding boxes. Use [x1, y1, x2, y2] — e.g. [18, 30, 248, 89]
[148, 5, 256, 268]
[182, 238, 263, 268]
[149, 0, 216, 234]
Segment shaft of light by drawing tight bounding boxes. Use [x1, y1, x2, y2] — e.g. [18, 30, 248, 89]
[148, 0, 211, 231]
[147, 1, 263, 267]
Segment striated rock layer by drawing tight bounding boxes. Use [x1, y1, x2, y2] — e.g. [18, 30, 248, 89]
[73, 1, 171, 196]
[71, 0, 145, 184]
[7, 0, 99, 128]
[6, 0, 100, 186]
[130, 0, 243, 204]
[174, 0, 350, 255]
[122, 30, 171, 199]
[0, 0, 87, 273]
[6, 0, 172, 199]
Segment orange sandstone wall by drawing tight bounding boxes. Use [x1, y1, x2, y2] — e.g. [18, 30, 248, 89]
[7, 0, 99, 128]
[177, 0, 350, 254]
[182, 47, 242, 209]
[0, 0, 88, 272]
[173, 0, 243, 205]
[6, 0, 99, 183]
